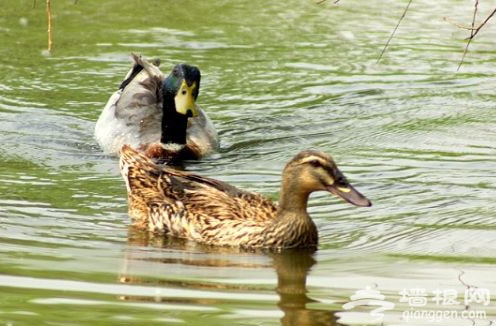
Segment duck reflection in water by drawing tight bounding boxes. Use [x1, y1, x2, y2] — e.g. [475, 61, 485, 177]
[119, 227, 341, 325]
[273, 250, 338, 326]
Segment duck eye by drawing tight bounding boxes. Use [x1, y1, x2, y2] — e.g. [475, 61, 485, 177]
[181, 89, 187, 95]
[309, 160, 321, 167]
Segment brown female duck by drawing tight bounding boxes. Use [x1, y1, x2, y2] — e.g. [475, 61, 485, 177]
[120, 145, 372, 249]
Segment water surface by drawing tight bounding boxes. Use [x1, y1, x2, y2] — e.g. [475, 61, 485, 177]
[1, 0, 496, 325]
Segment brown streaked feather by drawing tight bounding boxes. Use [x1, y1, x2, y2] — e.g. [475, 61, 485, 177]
[119, 145, 371, 249]
[120, 145, 279, 247]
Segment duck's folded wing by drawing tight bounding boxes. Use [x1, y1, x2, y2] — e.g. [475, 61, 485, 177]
[164, 168, 246, 197]
[114, 55, 164, 137]
[186, 107, 219, 156]
[120, 145, 277, 239]
[164, 169, 277, 222]
[95, 55, 164, 154]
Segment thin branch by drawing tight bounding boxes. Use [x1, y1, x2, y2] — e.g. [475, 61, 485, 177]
[458, 0, 479, 71]
[457, 270, 475, 289]
[458, 270, 480, 326]
[445, 8, 496, 33]
[377, 0, 413, 64]
[46, 0, 53, 52]
[457, 5, 496, 71]
[316, 0, 340, 5]
[468, 7, 496, 40]
[443, 16, 478, 31]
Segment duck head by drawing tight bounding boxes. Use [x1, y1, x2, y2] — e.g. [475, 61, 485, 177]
[280, 150, 372, 210]
[161, 64, 201, 145]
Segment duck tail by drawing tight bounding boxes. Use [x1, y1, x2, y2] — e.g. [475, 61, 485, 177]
[119, 144, 161, 194]
[119, 55, 144, 90]
[119, 53, 162, 91]
[131, 53, 161, 74]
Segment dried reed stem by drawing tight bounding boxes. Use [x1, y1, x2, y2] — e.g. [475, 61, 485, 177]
[46, 0, 53, 52]
[457, 5, 496, 71]
[377, 0, 413, 63]
[469, 7, 496, 40]
[316, 0, 340, 5]
[458, 0, 479, 71]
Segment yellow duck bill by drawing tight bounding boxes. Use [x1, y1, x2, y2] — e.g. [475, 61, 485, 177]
[174, 80, 199, 117]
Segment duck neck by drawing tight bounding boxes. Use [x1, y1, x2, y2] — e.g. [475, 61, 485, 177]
[263, 177, 317, 248]
[277, 177, 311, 217]
[161, 95, 188, 146]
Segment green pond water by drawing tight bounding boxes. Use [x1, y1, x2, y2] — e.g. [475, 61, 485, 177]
[1, 0, 496, 325]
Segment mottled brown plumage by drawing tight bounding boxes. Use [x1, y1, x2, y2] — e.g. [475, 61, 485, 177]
[120, 145, 372, 249]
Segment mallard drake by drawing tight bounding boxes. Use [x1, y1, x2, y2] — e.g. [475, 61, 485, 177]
[94, 54, 218, 161]
[119, 145, 372, 249]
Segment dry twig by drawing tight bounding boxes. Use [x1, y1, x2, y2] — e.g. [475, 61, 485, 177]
[458, 0, 479, 71]
[46, 0, 53, 52]
[316, 0, 340, 5]
[443, 16, 478, 31]
[468, 7, 496, 40]
[457, 5, 496, 71]
[377, 0, 413, 63]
